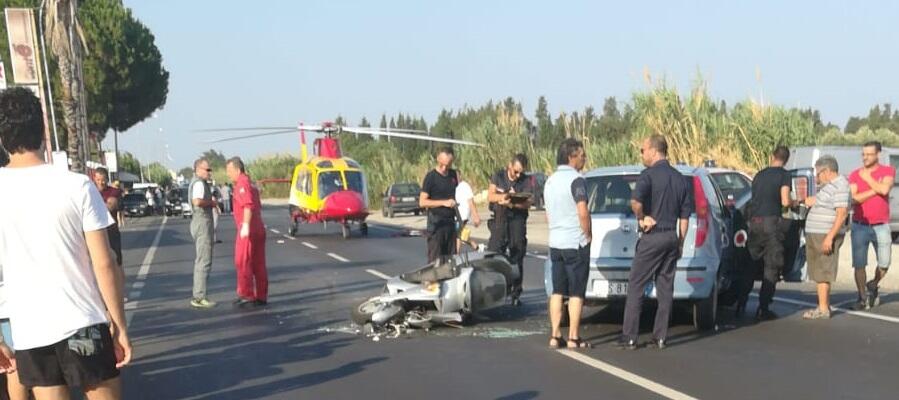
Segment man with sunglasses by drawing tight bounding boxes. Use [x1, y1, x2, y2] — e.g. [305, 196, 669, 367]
[189, 159, 218, 309]
[487, 153, 532, 303]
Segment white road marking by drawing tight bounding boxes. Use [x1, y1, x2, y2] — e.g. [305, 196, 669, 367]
[327, 253, 350, 263]
[528, 253, 549, 260]
[753, 293, 899, 324]
[557, 350, 699, 400]
[366, 269, 392, 280]
[270, 228, 281, 234]
[127, 215, 168, 326]
[302, 242, 318, 249]
[283, 234, 296, 241]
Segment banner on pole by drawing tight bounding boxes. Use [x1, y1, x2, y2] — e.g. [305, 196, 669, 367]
[4, 8, 39, 85]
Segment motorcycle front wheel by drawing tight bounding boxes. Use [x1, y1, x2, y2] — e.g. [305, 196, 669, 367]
[351, 298, 383, 326]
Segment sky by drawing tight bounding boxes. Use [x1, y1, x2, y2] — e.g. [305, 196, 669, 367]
[103, 0, 899, 169]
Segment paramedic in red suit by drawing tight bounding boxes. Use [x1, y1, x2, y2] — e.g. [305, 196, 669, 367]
[226, 157, 268, 307]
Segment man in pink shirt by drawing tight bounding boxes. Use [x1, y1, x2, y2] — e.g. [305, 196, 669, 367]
[848, 141, 895, 310]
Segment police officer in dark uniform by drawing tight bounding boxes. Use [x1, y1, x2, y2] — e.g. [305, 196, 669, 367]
[620, 135, 692, 350]
[487, 153, 531, 299]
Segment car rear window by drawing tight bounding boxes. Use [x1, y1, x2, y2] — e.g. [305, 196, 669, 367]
[586, 174, 696, 215]
[710, 172, 751, 200]
[392, 184, 420, 196]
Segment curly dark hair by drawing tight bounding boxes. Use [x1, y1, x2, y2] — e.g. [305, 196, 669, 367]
[0, 87, 44, 154]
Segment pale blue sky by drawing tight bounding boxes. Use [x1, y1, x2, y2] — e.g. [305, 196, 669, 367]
[104, 0, 899, 168]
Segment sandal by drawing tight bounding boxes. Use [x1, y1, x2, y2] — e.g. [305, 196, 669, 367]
[802, 308, 831, 320]
[566, 337, 592, 349]
[549, 336, 565, 349]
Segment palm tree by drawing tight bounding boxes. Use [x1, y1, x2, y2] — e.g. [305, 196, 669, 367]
[43, 0, 89, 172]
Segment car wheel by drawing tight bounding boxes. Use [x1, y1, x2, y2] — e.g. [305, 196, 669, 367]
[387, 208, 394, 218]
[360, 223, 369, 236]
[414, 210, 421, 216]
[693, 279, 718, 331]
[892, 232, 899, 243]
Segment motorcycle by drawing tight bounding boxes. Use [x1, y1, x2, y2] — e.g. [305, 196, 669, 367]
[351, 250, 521, 330]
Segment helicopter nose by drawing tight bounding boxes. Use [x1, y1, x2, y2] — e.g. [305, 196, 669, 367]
[323, 191, 365, 217]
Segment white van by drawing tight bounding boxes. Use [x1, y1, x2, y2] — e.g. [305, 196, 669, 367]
[786, 145, 899, 240]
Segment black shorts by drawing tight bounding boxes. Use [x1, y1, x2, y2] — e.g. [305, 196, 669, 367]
[550, 246, 590, 298]
[16, 324, 120, 388]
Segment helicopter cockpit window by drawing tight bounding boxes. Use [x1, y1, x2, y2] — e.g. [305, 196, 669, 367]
[345, 160, 360, 169]
[317, 160, 333, 169]
[344, 171, 364, 194]
[295, 171, 307, 193]
[318, 171, 344, 198]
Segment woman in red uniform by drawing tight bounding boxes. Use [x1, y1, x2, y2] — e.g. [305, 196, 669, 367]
[226, 157, 268, 307]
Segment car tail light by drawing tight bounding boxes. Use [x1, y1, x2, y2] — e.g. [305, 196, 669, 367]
[390, 196, 396, 203]
[693, 176, 709, 248]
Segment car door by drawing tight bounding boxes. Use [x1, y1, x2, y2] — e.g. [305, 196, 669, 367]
[782, 168, 815, 282]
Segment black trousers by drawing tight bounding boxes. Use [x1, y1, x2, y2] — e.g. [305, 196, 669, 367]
[427, 224, 457, 263]
[748, 216, 787, 311]
[622, 230, 679, 341]
[488, 214, 527, 287]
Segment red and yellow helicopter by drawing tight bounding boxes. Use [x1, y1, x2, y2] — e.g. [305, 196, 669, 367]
[202, 122, 482, 239]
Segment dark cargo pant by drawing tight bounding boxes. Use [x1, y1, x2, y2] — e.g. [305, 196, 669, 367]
[748, 216, 787, 311]
[622, 230, 679, 341]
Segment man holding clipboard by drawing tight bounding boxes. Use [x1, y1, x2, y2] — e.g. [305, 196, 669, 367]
[487, 154, 532, 304]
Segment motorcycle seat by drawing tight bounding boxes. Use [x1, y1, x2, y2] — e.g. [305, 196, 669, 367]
[470, 255, 518, 289]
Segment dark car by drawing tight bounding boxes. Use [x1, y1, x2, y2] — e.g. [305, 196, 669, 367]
[165, 188, 187, 216]
[527, 172, 547, 210]
[123, 193, 151, 217]
[382, 183, 421, 218]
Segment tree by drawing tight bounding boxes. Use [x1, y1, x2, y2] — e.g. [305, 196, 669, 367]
[178, 167, 193, 180]
[45, 0, 90, 173]
[79, 0, 168, 138]
[118, 151, 141, 175]
[535, 96, 558, 148]
[359, 116, 370, 127]
[201, 149, 227, 170]
[145, 161, 171, 187]
[379, 114, 387, 129]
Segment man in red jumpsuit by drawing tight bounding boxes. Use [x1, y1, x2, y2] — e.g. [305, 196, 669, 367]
[226, 157, 268, 307]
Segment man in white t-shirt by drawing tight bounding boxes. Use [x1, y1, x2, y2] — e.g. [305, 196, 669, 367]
[455, 176, 481, 252]
[0, 88, 131, 398]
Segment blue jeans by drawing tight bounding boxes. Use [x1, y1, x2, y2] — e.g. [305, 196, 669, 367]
[850, 222, 891, 269]
[1, 318, 12, 348]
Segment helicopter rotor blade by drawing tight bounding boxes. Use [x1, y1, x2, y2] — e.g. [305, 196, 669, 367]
[194, 127, 295, 132]
[342, 127, 484, 147]
[202, 129, 299, 143]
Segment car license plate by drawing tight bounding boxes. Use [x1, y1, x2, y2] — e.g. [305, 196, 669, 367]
[593, 280, 628, 297]
[403, 197, 416, 202]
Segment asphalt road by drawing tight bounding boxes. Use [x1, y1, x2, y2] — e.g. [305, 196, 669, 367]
[117, 206, 899, 399]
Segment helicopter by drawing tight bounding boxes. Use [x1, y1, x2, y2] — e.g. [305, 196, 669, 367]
[200, 122, 482, 239]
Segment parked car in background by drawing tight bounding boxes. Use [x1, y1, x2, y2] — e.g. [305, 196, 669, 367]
[382, 183, 421, 218]
[787, 145, 899, 241]
[543, 165, 746, 330]
[165, 188, 187, 217]
[527, 172, 547, 210]
[123, 193, 151, 217]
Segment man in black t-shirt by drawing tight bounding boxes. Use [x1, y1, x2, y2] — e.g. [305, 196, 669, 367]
[420, 147, 459, 263]
[747, 145, 793, 321]
[487, 153, 532, 299]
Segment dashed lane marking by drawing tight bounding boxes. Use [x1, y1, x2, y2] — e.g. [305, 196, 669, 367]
[126, 215, 168, 326]
[327, 253, 350, 263]
[270, 228, 281, 234]
[365, 269, 392, 280]
[302, 242, 318, 249]
[557, 350, 699, 400]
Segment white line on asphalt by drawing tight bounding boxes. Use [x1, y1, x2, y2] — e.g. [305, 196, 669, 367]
[556, 350, 699, 400]
[127, 215, 168, 326]
[754, 293, 899, 324]
[270, 228, 281, 234]
[327, 253, 350, 263]
[366, 269, 392, 280]
[527, 253, 549, 260]
[302, 242, 318, 249]
[283, 234, 296, 241]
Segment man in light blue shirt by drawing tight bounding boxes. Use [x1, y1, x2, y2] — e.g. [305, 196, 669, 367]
[545, 138, 592, 349]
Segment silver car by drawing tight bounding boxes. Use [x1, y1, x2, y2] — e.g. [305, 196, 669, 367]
[544, 165, 733, 330]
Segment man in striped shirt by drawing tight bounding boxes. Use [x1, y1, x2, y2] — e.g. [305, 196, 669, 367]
[802, 155, 850, 319]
